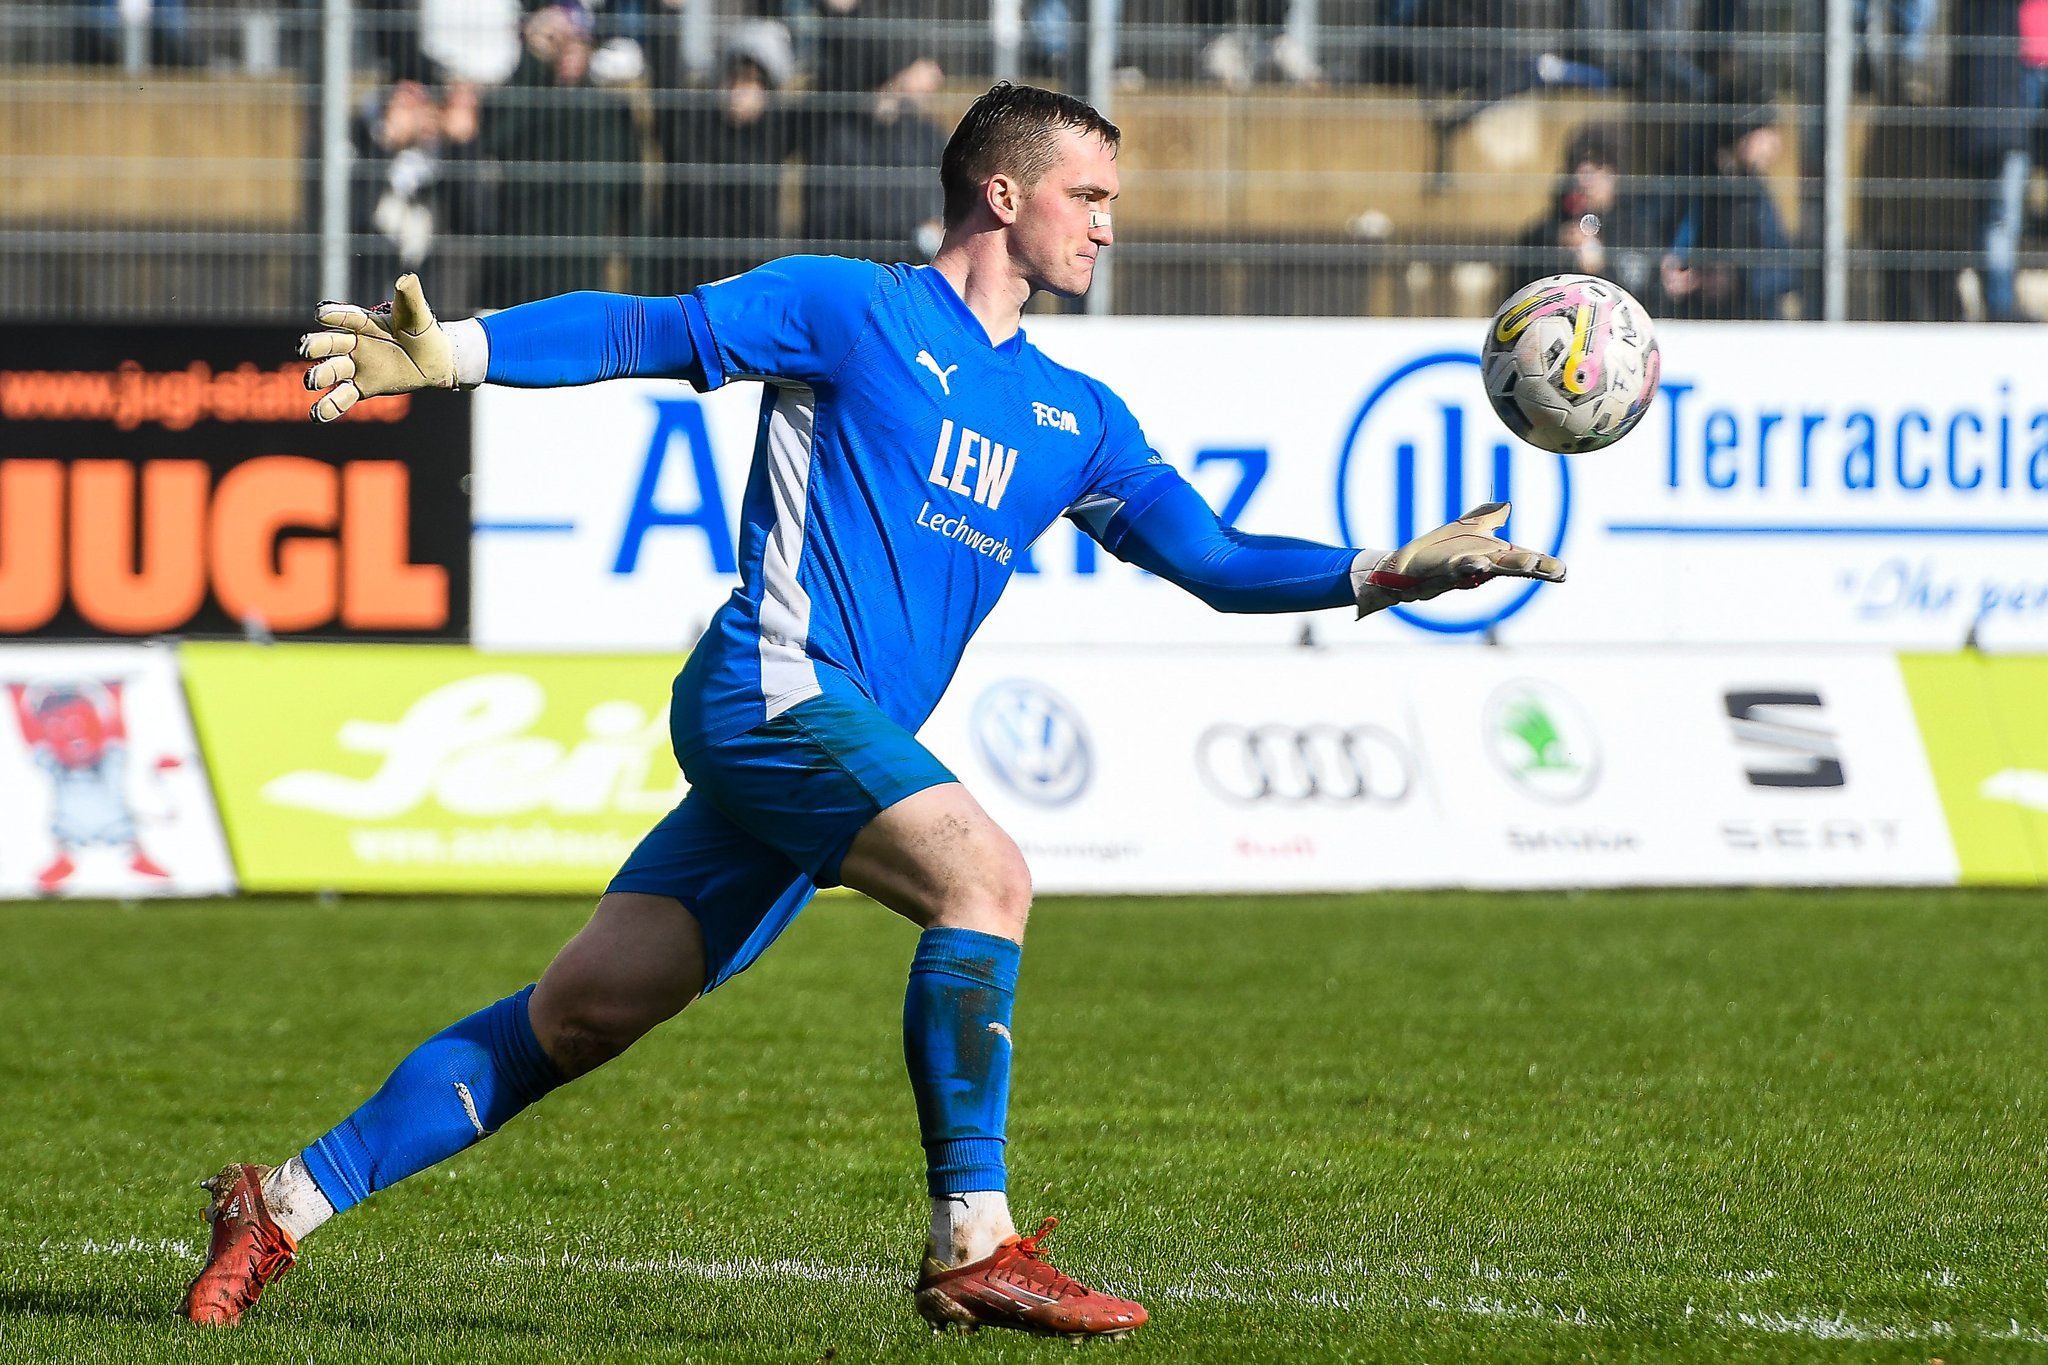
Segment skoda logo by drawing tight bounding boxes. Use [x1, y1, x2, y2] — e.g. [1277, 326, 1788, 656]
[1336, 351, 1571, 635]
[970, 680, 1091, 807]
[1484, 680, 1600, 803]
[1196, 723, 1413, 804]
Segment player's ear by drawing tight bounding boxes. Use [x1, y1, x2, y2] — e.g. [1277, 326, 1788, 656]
[985, 172, 1022, 225]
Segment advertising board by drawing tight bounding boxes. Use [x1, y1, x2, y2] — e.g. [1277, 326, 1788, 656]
[179, 644, 685, 892]
[919, 645, 1957, 892]
[1898, 654, 2048, 883]
[0, 644, 234, 897]
[0, 326, 470, 640]
[471, 318, 2048, 652]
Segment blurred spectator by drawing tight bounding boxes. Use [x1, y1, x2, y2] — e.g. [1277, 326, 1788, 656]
[484, 1, 641, 303]
[1555, 0, 1754, 157]
[648, 19, 797, 295]
[1858, 64, 1969, 319]
[802, 47, 947, 262]
[1397, 0, 1610, 183]
[418, 0, 524, 85]
[1958, 0, 2040, 321]
[359, 0, 439, 82]
[807, 0, 906, 145]
[1398, 0, 1613, 101]
[1196, 0, 1317, 88]
[74, 0, 200, 67]
[1856, 0, 1939, 99]
[1656, 90, 1797, 320]
[352, 80, 493, 314]
[1514, 125, 1631, 286]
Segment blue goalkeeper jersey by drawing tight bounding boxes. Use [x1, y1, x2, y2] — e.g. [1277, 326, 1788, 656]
[669, 255, 1179, 756]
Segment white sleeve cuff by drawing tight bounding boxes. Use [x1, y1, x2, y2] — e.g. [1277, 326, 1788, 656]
[1348, 548, 1390, 597]
[445, 317, 489, 388]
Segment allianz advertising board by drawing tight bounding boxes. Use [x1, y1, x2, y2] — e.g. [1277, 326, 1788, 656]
[472, 319, 2048, 651]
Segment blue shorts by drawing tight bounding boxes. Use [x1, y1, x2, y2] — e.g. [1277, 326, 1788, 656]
[607, 692, 955, 992]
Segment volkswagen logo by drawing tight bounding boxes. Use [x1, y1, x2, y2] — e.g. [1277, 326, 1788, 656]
[1335, 351, 1571, 635]
[970, 680, 1091, 807]
[1196, 723, 1414, 804]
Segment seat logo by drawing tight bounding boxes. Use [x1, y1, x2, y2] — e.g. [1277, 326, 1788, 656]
[915, 349, 958, 395]
[1725, 690, 1845, 788]
[1195, 723, 1413, 804]
[970, 680, 1091, 806]
[1336, 352, 1570, 635]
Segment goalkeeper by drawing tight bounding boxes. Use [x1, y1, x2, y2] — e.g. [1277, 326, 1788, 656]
[181, 82, 1563, 1340]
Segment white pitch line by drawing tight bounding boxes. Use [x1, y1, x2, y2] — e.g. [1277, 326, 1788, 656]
[31, 1239, 2048, 1346]
[488, 1250, 903, 1288]
[38, 1237, 198, 1258]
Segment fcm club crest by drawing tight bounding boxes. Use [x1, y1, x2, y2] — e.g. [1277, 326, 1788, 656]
[1336, 352, 1572, 635]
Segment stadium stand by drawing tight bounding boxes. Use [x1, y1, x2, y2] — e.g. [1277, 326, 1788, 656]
[0, 0, 2040, 321]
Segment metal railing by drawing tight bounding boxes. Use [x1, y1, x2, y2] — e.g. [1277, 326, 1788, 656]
[0, 0, 2036, 322]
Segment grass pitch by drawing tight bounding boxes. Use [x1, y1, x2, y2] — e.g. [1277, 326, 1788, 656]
[3, 889, 2046, 1362]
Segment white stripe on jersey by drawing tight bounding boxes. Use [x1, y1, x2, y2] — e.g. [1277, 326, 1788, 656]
[757, 383, 823, 720]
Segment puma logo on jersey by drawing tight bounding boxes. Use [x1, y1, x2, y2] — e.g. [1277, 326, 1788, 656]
[1031, 401, 1079, 434]
[927, 418, 1020, 510]
[915, 349, 958, 395]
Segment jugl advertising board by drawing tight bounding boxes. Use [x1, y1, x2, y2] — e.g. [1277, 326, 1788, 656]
[179, 644, 687, 892]
[471, 318, 2048, 653]
[0, 326, 471, 640]
[918, 645, 1956, 893]
[0, 644, 234, 897]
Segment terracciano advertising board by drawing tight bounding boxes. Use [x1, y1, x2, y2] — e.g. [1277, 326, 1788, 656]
[179, 644, 686, 892]
[471, 319, 2048, 652]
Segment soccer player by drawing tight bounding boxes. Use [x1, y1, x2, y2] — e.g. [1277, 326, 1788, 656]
[181, 81, 1563, 1338]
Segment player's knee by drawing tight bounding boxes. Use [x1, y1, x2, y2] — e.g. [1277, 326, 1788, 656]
[531, 997, 646, 1079]
[530, 978, 681, 1079]
[948, 838, 1033, 939]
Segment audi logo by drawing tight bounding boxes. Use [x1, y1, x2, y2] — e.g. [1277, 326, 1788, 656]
[1195, 724, 1415, 804]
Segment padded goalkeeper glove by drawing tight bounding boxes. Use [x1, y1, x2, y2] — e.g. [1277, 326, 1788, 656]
[299, 274, 457, 423]
[1353, 501, 1565, 618]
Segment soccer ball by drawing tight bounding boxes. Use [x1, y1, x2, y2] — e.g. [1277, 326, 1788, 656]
[1481, 274, 1660, 454]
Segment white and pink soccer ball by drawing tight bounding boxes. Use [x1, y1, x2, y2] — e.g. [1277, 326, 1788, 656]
[1481, 273, 1661, 455]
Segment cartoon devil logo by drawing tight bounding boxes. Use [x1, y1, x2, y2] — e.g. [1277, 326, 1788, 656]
[8, 679, 172, 893]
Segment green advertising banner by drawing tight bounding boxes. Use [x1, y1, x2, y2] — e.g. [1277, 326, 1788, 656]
[180, 644, 687, 891]
[1899, 655, 2048, 885]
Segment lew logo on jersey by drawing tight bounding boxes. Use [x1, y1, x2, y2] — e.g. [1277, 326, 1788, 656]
[927, 418, 1021, 510]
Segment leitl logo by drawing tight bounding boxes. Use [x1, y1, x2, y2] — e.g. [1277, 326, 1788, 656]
[0, 457, 447, 635]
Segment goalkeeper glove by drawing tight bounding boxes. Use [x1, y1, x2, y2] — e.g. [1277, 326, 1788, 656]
[299, 274, 457, 423]
[1354, 501, 1565, 618]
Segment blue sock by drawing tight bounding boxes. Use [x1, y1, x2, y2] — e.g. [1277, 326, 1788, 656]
[300, 985, 564, 1213]
[903, 927, 1021, 1196]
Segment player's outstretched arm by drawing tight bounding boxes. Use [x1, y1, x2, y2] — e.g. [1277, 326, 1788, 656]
[1092, 475, 1562, 618]
[1085, 473, 1366, 614]
[300, 274, 459, 423]
[1351, 501, 1564, 618]
[300, 278, 717, 423]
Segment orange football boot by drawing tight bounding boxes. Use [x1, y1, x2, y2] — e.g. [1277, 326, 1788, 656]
[178, 1163, 297, 1325]
[914, 1216, 1147, 1339]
